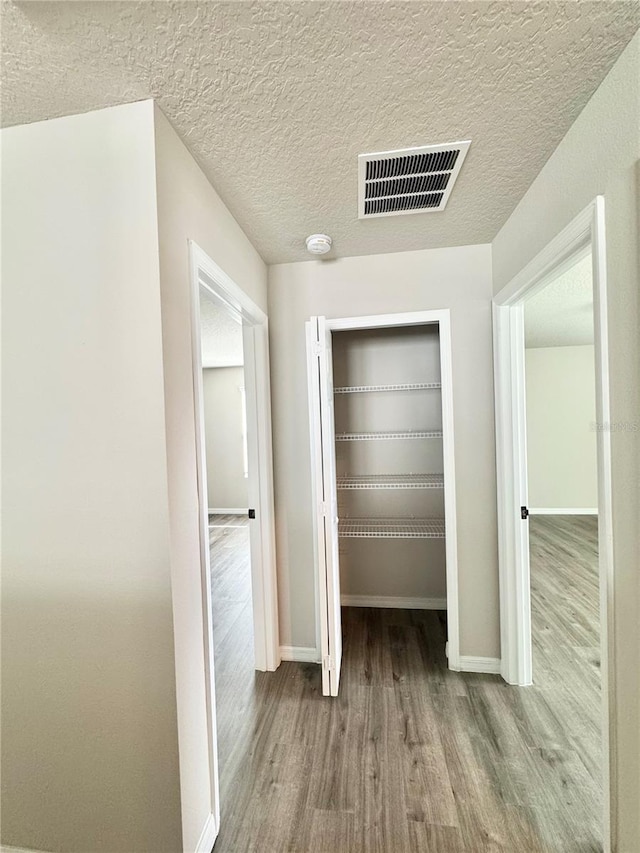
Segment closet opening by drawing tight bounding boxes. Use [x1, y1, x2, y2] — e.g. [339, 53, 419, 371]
[306, 311, 459, 697]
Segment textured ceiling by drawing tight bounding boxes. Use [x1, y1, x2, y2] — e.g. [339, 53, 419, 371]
[525, 253, 593, 349]
[200, 295, 244, 368]
[2, 2, 639, 264]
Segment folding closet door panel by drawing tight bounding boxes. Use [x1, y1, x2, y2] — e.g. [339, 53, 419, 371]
[306, 317, 342, 697]
[318, 317, 342, 696]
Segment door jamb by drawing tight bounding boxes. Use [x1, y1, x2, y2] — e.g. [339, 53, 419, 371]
[492, 197, 614, 851]
[189, 241, 280, 675]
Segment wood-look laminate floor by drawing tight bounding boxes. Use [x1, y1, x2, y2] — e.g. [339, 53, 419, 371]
[209, 514, 256, 782]
[210, 514, 601, 852]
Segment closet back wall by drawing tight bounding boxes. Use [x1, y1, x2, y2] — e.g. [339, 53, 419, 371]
[333, 326, 446, 602]
[268, 244, 498, 658]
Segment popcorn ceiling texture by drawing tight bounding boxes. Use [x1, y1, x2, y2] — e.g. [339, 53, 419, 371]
[2, 1, 639, 264]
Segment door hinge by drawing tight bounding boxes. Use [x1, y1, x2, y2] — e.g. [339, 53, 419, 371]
[312, 340, 324, 356]
[445, 641, 449, 659]
[323, 655, 334, 672]
[521, 506, 529, 520]
[320, 501, 328, 517]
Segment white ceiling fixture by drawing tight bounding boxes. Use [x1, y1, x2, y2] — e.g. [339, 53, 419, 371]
[358, 141, 470, 218]
[306, 234, 332, 255]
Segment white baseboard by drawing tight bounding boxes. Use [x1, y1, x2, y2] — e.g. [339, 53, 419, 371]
[341, 595, 447, 610]
[208, 507, 248, 515]
[1, 847, 50, 853]
[459, 655, 501, 674]
[279, 645, 319, 663]
[195, 812, 219, 853]
[529, 507, 598, 515]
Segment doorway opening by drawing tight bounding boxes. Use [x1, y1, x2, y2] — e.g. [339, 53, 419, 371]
[493, 198, 614, 850]
[306, 311, 459, 697]
[525, 249, 602, 848]
[199, 292, 254, 791]
[189, 242, 279, 837]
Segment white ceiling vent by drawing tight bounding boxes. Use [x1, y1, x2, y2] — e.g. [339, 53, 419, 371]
[358, 141, 470, 219]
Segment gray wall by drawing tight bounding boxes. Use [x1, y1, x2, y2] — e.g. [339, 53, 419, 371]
[1, 102, 182, 852]
[203, 367, 248, 510]
[525, 345, 597, 510]
[0, 98, 270, 853]
[492, 32, 640, 851]
[268, 244, 498, 657]
[154, 104, 268, 852]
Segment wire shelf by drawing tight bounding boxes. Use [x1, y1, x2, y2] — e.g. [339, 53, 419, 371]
[338, 518, 446, 539]
[335, 430, 443, 441]
[337, 474, 444, 490]
[334, 382, 441, 394]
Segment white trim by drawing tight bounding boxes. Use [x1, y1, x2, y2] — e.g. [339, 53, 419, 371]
[193, 244, 267, 326]
[279, 645, 319, 663]
[306, 320, 325, 673]
[438, 310, 461, 671]
[191, 241, 280, 675]
[493, 301, 532, 686]
[459, 656, 502, 674]
[194, 812, 219, 853]
[188, 246, 221, 836]
[493, 211, 593, 307]
[529, 507, 598, 516]
[208, 507, 248, 515]
[493, 197, 613, 852]
[0, 847, 51, 853]
[341, 595, 447, 610]
[326, 310, 443, 332]
[188, 242, 281, 849]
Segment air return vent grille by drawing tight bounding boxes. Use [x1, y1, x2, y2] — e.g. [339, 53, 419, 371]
[358, 141, 470, 218]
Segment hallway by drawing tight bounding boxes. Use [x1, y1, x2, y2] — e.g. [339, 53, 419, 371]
[211, 516, 602, 852]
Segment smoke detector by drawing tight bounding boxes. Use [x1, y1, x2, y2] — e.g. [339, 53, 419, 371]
[306, 234, 332, 255]
[358, 141, 471, 218]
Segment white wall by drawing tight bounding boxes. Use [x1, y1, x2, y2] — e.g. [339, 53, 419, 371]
[203, 367, 248, 510]
[153, 105, 268, 853]
[492, 33, 640, 851]
[1, 102, 182, 852]
[268, 244, 498, 657]
[525, 345, 597, 510]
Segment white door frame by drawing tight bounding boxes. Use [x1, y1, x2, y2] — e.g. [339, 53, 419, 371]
[310, 309, 460, 673]
[188, 241, 280, 845]
[189, 241, 280, 674]
[493, 197, 614, 850]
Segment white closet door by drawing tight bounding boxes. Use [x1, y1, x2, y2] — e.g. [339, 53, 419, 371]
[306, 316, 342, 697]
